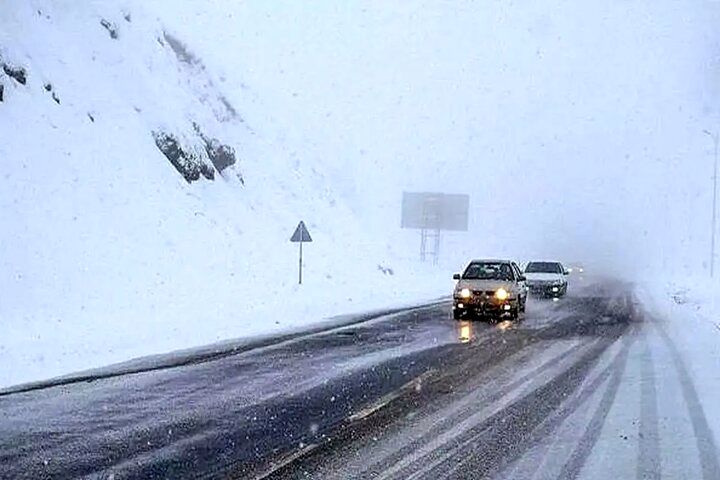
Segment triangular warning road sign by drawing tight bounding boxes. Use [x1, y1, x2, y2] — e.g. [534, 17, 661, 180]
[290, 221, 313, 242]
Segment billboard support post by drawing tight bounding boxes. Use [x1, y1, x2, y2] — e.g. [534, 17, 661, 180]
[401, 192, 469, 264]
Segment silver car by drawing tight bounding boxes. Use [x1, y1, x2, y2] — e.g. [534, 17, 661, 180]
[452, 259, 528, 320]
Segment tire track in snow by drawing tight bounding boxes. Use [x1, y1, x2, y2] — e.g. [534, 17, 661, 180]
[636, 337, 661, 480]
[366, 339, 593, 480]
[261, 287, 637, 480]
[433, 324, 636, 480]
[652, 320, 720, 480]
[482, 322, 638, 480]
[555, 333, 631, 480]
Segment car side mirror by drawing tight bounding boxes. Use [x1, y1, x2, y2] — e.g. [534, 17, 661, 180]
[518, 275, 526, 282]
[563, 271, 569, 275]
[453, 273, 461, 280]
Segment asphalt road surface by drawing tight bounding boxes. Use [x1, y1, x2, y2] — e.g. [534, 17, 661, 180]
[1, 278, 718, 479]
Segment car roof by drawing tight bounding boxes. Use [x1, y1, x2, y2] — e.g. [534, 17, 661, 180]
[469, 259, 514, 264]
[526, 260, 563, 264]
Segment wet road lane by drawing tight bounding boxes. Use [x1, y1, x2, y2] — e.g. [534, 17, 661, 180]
[3, 279, 708, 479]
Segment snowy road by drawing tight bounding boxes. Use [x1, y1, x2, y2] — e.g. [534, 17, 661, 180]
[1, 279, 718, 479]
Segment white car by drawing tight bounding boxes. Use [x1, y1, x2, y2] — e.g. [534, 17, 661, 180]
[524, 261, 568, 297]
[567, 263, 586, 275]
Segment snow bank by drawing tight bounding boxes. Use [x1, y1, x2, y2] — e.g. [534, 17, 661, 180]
[0, 2, 453, 388]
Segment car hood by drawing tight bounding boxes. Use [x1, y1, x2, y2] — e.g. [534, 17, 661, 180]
[456, 279, 514, 291]
[525, 272, 564, 282]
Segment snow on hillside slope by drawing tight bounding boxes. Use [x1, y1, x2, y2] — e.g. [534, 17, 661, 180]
[0, 2, 449, 388]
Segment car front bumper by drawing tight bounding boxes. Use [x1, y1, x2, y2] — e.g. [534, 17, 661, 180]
[453, 296, 517, 316]
[527, 283, 566, 296]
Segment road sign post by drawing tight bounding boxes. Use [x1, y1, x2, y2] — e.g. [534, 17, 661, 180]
[290, 221, 313, 284]
[703, 130, 718, 278]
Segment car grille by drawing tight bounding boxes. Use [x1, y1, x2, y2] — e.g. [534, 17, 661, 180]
[472, 290, 496, 296]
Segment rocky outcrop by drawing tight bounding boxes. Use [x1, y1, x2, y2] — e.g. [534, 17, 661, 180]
[153, 131, 214, 183]
[193, 124, 239, 177]
[100, 19, 118, 39]
[2, 63, 27, 85]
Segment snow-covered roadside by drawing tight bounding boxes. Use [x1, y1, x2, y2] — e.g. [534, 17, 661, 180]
[636, 277, 720, 443]
[0, 265, 452, 389]
[0, 2, 459, 389]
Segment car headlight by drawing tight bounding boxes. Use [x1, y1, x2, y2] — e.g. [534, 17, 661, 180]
[495, 288, 509, 300]
[459, 288, 471, 299]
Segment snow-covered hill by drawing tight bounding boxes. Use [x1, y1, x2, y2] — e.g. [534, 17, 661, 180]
[0, 1, 449, 387]
[2, 0, 717, 387]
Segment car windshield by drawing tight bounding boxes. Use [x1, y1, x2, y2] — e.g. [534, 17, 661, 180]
[525, 262, 563, 274]
[463, 262, 514, 280]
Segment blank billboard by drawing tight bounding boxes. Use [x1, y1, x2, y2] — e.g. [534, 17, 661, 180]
[401, 192, 469, 231]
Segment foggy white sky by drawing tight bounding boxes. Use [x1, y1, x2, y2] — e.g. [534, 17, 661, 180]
[154, 0, 720, 275]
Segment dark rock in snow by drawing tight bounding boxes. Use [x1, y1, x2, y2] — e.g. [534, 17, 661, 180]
[100, 19, 119, 39]
[218, 95, 240, 121]
[123, 13, 132, 22]
[193, 124, 243, 182]
[204, 139, 237, 173]
[153, 131, 215, 183]
[0, 83, 4, 102]
[377, 265, 395, 276]
[163, 32, 200, 66]
[44, 83, 60, 104]
[2, 64, 27, 85]
[87, 113, 95, 122]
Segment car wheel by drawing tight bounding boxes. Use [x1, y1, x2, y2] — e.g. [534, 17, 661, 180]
[453, 309, 464, 320]
[519, 298, 526, 313]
